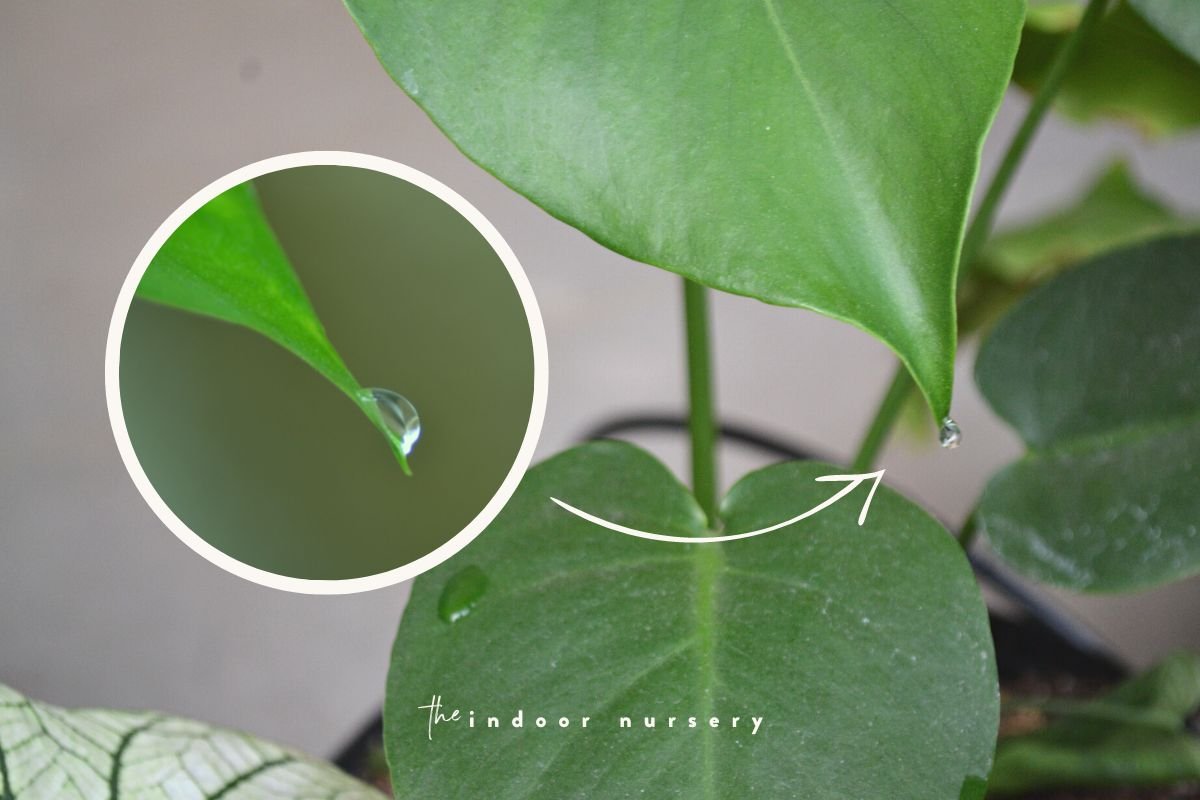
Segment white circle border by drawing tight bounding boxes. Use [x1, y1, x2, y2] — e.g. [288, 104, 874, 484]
[104, 151, 549, 595]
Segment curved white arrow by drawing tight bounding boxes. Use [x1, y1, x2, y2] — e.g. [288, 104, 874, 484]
[550, 469, 886, 544]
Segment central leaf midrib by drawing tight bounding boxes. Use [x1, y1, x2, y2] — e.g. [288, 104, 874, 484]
[758, 0, 929, 388]
[692, 543, 726, 799]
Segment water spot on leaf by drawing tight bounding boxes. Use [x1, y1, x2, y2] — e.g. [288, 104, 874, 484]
[438, 565, 488, 624]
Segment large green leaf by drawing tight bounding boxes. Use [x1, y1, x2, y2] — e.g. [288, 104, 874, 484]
[976, 235, 1200, 592]
[989, 652, 1200, 796]
[344, 1, 1026, 422]
[1130, 0, 1200, 65]
[0, 682, 385, 799]
[383, 441, 997, 798]
[1015, 2, 1200, 137]
[136, 182, 414, 473]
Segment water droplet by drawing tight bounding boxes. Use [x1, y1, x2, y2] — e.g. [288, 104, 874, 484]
[938, 417, 961, 449]
[438, 565, 488, 624]
[360, 388, 421, 457]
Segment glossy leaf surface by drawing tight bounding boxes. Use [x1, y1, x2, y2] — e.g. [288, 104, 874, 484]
[0, 683, 385, 799]
[977, 235, 1200, 591]
[136, 182, 412, 472]
[344, 0, 1026, 420]
[383, 442, 996, 798]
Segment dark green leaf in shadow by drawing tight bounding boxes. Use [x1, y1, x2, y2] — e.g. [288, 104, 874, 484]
[383, 441, 997, 798]
[976, 235, 1200, 591]
[1015, 2, 1200, 137]
[988, 652, 1200, 796]
[0, 682, 386, 798]
[135, 181, 415, 473]
[343, 0, 1027, 422]
[1130, 0, 1200, 66]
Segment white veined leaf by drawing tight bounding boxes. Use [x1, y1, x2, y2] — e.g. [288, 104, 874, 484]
[0, 683, 386, 800]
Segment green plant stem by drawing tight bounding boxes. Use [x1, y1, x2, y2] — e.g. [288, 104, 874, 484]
[683, 279, 718, 526]
[849, 0, 1108, 472]
[851, 368, 912, 472]
[960, 0, 1108, 268]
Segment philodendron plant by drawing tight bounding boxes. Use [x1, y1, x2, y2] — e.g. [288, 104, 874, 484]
[4, 1, 1199, 798]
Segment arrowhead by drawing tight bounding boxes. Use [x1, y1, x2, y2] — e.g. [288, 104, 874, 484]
[814, 469, 886, 526]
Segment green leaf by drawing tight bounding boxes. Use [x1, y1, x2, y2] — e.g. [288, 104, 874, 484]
[0, 682, 386, 799]
[1014, 2, 1200, 137]
[977, 161, 1194, 284]
[136, 182, 413, 473]
[383, 441, 997, 798]
[988, 652, 1200, 796]
[343, 1, 1026, 422]
[1130, 0, 1200, 65]
[976, 235, 1200, 592]
[957, 160, 1197, 335]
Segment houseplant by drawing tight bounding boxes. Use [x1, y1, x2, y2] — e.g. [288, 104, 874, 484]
[338, 0, 1200, 797]
[3, 1, 1198, 797]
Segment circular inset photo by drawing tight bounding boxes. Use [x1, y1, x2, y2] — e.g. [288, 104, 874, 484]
[106, 152, 547, 593]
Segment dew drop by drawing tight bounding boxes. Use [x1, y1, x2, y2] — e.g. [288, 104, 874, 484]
[938, 416, 962, 449]
[438, 565, 488, 624]
[359, 388, 421, 457]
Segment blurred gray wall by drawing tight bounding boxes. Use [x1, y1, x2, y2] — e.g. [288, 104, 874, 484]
[2, 2, 1200, 758]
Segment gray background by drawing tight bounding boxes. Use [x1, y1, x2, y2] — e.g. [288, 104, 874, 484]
[3, 2, 1199, 760]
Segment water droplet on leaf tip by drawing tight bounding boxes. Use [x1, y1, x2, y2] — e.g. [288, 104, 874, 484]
[361, 387, 421, 457]
[438, 565, 488, 624]
[938, 416, 961, 449]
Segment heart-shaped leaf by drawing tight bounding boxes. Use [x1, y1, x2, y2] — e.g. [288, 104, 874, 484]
[343, 1, 1026, 422]
[383, 441, 996, 798]
[136, 182, 415, 473]
[989, 652, 1200, 796]
[0, 682, 385, 798]
[1015, 2, 1200, 137]
[976, 235, 1200, 592]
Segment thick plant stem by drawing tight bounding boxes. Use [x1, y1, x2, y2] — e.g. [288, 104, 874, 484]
[683, 279, 718, 526]
[849, 0, 1108, 473]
